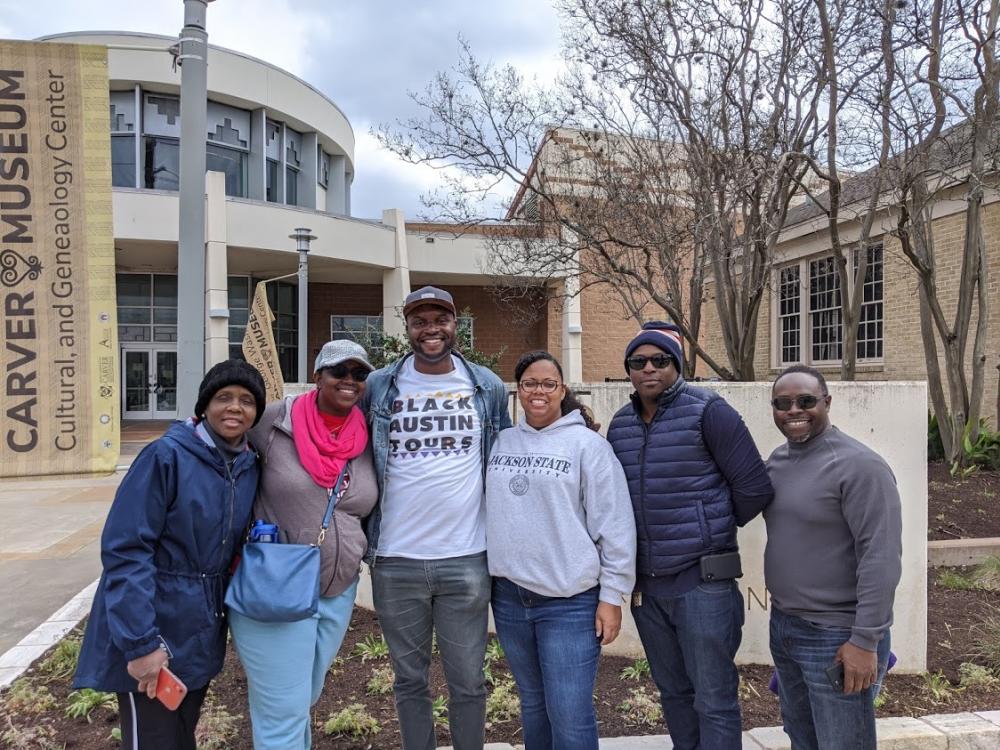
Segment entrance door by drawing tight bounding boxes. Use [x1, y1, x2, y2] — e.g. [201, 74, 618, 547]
[121, 348, 178, 420]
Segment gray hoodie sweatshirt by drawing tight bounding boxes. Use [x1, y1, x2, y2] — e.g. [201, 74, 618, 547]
[485, 410, 636, 605]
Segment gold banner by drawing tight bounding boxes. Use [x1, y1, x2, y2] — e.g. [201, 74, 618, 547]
[0, 41, 118, 477]
[242, 281, 284, 402]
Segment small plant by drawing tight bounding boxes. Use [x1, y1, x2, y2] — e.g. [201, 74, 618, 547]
[366, 664, 395, 695]
[618, 686, 663, 727]
[958, 662, 1000, 689]
[970, 606, 1000, 671]
[482, 639, 506, 685]
[351, 633, 389, 662]
[431, 695, 449, 727]
[873, 681, 890, 710]
[738, 676, 760, 701]
[972, 556, 1000, 592]
[109, 727, 122, 742]
[2, 679, 57, 714]
[0, 718, 62, 750]
[485, 678, 520, 724]
[937, 569, 978, 591]
[620, 658, 651, 681]
[322, 704, 381, 738]
[38, 635, 81, 680]
[921, 670, 959, 704]
[195, 692, 242, 750]
[65, 689, 116, 722]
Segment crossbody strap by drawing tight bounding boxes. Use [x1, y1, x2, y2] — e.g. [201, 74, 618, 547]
[316, 463, 349, 545]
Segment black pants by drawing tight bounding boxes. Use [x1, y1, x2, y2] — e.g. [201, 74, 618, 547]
[116, 685, 208, 750]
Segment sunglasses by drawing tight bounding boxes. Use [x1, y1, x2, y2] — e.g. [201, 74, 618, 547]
[771, 394, 826, 411]
[626, 354, 674, 371]
[325, 363, 370, 382]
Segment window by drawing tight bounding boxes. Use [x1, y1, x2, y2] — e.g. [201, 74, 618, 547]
[206, 143, 247, 197]
[111, 135, 136, 187]
[267, 281, 298, 381]
[775, 244, 884, 365]
[266, 159, 279, 202]
[116, 273, 178, 343]
[228, 276, 252, 361]
[143, 136, 180, 191]
[285, 166, 298, 206]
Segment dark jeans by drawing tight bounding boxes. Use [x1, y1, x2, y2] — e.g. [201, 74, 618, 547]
[491, 578, 601, 750]
[631, 580, 745, 750]
[770, 607, 891, 750]
[116, 685, 208, 750]
[371, 552, 490, 750]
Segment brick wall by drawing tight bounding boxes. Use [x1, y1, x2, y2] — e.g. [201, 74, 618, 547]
[696, 200, 1000, 425]
[306, 283, 383, 366]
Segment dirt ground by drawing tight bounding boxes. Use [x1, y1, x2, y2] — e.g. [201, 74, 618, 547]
[927, 463, 1000, 540]
[3, 567, 1000, 750]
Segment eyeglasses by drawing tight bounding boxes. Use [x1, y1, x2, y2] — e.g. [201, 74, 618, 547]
[518, 379, 561, 394]
[211, 392, 257, 409]
[325, 364, 370, 382]
[771, 394, 826, 411]
[626, 354, 673, 371]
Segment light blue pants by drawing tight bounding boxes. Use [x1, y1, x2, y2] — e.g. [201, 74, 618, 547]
[229, 578, 358, 750]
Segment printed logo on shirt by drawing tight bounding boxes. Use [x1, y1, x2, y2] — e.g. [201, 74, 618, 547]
[488, 452, 573, 477]
[509, 474, 529, 495]
[389, 391, 478, 459]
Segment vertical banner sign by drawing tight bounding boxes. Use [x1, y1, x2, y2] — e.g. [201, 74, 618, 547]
[242, 281, 284, 401]
[0, 41, 118, 477]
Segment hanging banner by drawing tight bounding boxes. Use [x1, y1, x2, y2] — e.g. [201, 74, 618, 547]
[243, 281, 284, 401]
[0, 41, 118, 477]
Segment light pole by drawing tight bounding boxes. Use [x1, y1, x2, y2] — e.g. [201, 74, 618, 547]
[175, 0, 214, 417]
[291, 227, 316, 383]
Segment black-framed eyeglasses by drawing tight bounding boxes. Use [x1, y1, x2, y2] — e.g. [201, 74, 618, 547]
[518, 379, 561, 394]
[626, 354, 673, 371]
[771, 394, 826, 411]
[325, 364, 370, 382]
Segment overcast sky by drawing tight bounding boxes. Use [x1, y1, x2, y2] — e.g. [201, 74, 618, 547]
[0, 0, 563, 220]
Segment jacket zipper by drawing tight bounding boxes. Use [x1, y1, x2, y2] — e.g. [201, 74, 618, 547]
[638, 419, 655, 576]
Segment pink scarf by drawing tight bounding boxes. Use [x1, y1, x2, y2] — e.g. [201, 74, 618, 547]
[290, 390, 368, 488]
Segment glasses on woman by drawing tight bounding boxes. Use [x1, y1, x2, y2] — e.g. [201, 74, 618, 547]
[518, 379, 561, 394]
[771, 394, 826, 411]
[325, 364, 370, 382]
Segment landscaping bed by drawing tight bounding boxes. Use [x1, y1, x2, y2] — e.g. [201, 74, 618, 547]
[928, 463, 1000, 540]
[3, 567, 1000, 749]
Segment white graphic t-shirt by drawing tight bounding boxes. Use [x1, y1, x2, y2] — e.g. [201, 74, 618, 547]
[378, 355, 485, 559]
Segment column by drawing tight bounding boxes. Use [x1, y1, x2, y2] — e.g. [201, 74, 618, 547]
[204, 171, 230, 367]
[328, 155, 347, 214]
[562, 274, 584, 383]
[381, 209, 411, 337]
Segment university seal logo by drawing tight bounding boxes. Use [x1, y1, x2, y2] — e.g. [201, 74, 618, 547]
[509, 474, 529, 496]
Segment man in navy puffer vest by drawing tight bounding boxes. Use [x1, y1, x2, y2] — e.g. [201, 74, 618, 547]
[607, 322, 773, 750]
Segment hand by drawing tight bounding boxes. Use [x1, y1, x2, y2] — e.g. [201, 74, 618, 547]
[835, 641, 877, 695]
[595, 602, 622, 645]
[127, 648, 168, 698]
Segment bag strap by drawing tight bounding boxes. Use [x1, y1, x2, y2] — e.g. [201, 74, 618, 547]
[316, 463, 349, 545]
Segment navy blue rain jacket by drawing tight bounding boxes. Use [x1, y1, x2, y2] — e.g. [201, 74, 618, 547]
[74, 420, 258, 693]
[607, 379, 741, 577]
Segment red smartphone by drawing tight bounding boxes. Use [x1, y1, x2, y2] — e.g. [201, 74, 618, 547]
[155, 666, 188, 711]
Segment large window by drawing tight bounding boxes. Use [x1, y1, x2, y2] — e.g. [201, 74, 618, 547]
[143, 136, 180, 190]
[228, 276, 297, 381]
[206, 143, 247, 197]
[117, 273, 178, 343]
[111, 135, 136, 188]
[775, 244, 884, 365]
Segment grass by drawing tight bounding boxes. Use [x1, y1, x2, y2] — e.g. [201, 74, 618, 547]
[37, 635, 81, 681]
[64, 689, 116, 723]
[620, 658, 652, 681]
[958, 662, 1000, 689]
[0, 718, 62, 750]
[936, 569, 979, 591]
[1, 680, 57, 715]
[195, 692, 242, 750]
[485, 678, 520, 724]
[617, 686, 663, 727]
[431, 695, 449, 727]
[970, 606, 1000, 671]
[322, 704, 381, 738]
[365, 664, 395, 696]
[922, 670, 960, 704]
[351, 633, 389, 662]
[972, 556, 1000, 592]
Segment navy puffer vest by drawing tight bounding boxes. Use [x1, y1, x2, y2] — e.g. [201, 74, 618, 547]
[607, 378, 737, 577]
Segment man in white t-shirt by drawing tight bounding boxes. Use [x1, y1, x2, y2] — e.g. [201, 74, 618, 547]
[362, 286, 512, 750]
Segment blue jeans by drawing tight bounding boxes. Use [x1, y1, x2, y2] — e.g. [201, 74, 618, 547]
[631, 580, 744, 750]
[371, 552, 490, 750]
[491, 578, 601, 750]
[229, 579, 358, 750]
[770, 607, 890, 750]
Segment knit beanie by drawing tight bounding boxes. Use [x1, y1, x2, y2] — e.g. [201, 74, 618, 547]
[624, 321, 684, 374]
[194, 359, 267, 426]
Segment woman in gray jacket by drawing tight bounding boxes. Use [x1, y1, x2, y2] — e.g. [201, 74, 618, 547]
[230, 340, 377, 749]
[487, 350, 636, 750]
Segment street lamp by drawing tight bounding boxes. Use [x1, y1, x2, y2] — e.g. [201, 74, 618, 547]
[291, 227, 316, 383]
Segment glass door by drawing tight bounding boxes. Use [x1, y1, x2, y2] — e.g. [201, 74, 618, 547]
[153, 350, 177, 419]
[123, 350, 152, 419]
[121, 347, 178, 420]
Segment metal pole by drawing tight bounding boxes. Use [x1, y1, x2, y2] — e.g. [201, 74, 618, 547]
[291, 228, 316, 383]
[175, 0, 213, 417]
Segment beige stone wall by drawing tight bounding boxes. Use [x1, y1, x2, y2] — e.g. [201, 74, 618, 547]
[696, 200, 1000, 425]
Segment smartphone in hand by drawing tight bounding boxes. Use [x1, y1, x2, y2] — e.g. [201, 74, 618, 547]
[155, 666, 188, 711]
[825, 662, 845, 693]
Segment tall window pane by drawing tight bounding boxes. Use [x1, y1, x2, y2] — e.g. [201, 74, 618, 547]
[856, 245, 884, 359]
[206, 144, 247, 197]
[111, 134, 136, 187]
[286, 166, 299, 206]
[778, 265, 801, 363]
[809, 257, 842, 361]
[143, 136, 180, 190]
[266, 160, 279, 202]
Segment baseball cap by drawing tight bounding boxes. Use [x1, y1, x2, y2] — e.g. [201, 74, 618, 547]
[313, 340, 374, 374]
[402, 286, 456, 318]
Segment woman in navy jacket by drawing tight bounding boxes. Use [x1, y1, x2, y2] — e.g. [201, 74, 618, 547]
[74, 360, 265, 750]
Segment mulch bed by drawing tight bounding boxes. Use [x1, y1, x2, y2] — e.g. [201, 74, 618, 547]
[927, 463, 1000, 541]
[3, 569, 1000, 749]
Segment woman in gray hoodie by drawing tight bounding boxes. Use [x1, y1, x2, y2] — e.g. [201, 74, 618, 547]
[486, 350, 636, 750]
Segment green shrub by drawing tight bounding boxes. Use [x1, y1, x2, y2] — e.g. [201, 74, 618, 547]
[618, 686, 663, 727]
[351, 633, 389, 661]
[620, 658, 652, 680]
[195, 692, 242, 750]
[2, 680, 57, 714]
[972, 556, 1000, 592]
[322, 704, 381, 737]
[970, 607, 1000, 671]
[0, 719, 61, 750]
[485, 678, 520, 723]
[431, 695, 448, 727]
[38, 635, 81, 681]
[366, 665, 394, 695]
[64, 689, 116, 722]
[921, 670, 959, 703]
[958, 662, 1000, 689]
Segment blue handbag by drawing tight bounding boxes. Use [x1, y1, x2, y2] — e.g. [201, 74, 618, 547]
[225, 466, 348, 623]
